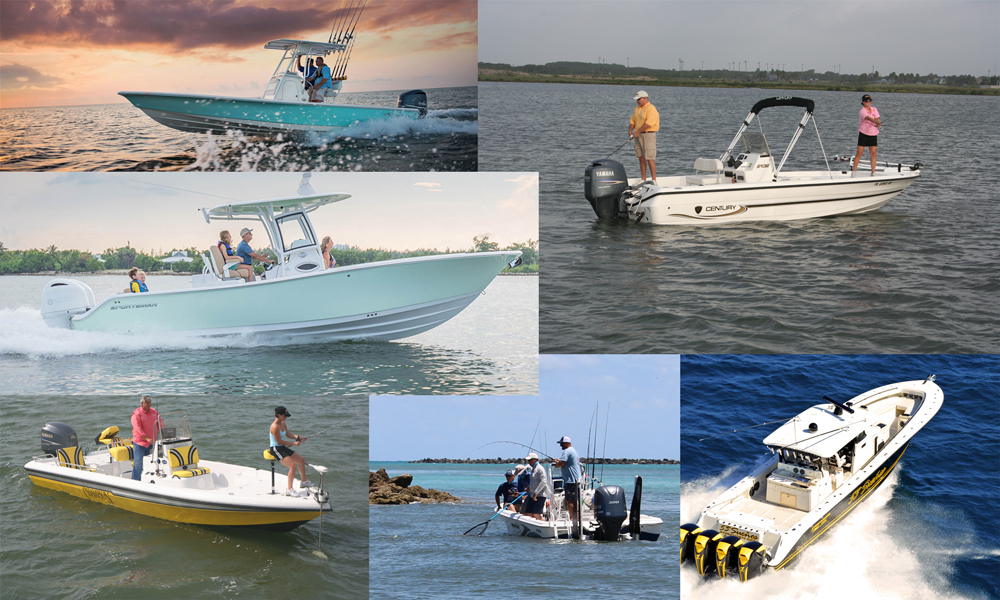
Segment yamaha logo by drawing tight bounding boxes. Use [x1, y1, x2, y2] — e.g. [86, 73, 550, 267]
[596, 170, 614, 177]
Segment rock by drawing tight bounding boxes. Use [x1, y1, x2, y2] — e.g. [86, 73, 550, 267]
[369, 470, 460, 504]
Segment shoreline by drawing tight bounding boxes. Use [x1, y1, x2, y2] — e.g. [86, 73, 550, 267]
[409, 458, 678, 465]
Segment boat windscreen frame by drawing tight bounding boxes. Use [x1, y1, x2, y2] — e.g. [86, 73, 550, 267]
[720, 96, 832, 178]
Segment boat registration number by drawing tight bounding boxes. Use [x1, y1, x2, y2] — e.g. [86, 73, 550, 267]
[718, 524, 759, 542]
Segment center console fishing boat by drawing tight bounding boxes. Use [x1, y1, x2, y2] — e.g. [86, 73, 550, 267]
[493, 465, 663, 541]
[40, 174, 521, 340]
[24, 412, 329, 530]
[680, 377, 942, 581]
[585, 97, 922, 224]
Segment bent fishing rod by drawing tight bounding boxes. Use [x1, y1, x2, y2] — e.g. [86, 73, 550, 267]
[308, 415, 362, 438]
[478, 441, 556, 461]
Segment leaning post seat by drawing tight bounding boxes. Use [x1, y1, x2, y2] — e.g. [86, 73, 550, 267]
[167, 444, 210, 478]
[56, 446, 96, 472]
[109, 445, 135, 463]
[264, 449, 277, 494]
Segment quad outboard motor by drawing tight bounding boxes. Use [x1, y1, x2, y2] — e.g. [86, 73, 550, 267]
[41, 422, 78, 457]
[397, 89, 428, 117]
[593, 485, 628, 541]
[584, 159, 628, 219]
[40, 279, 96, 329]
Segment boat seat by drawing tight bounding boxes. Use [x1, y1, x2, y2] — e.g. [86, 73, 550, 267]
[209, 245, 242, 280]
[168, 444, 211, 478]
[694, 158, 724, 172]
[686, 174, 724, 186]
[263, 449, 278, 461]
[56, 446, 96, 472]
[109, 445, 135, 462]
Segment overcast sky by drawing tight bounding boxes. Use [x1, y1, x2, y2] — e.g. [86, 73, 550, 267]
[0, 0, 477, 108]
[370, 355, 680, 461]
[0, 172, 538, 254]
[480, 0, 999, 77]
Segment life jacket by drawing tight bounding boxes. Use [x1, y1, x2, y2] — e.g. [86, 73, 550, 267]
[218, 241, 234, 256]
[130, 280, 148, 293]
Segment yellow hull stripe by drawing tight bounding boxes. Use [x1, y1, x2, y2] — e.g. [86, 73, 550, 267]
[772, 446, 907, 570]
[28, 475, 322, 527]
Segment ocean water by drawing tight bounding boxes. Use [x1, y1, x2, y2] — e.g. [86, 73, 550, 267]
[0, 274, 538, 396]
[369, 462, 678, 599]
[0, 395, 368, 600]
[680, 354, 999, 600]
[479, 82, 1000, 354]
[1, 86, 477, 172]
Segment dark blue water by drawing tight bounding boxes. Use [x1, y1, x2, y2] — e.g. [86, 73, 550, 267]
[1, 86, 477, 172]
[369, 462, 678, 599]
[680, 354, 999, 600]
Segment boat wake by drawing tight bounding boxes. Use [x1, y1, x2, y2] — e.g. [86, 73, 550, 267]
[682, 464, 984, 600]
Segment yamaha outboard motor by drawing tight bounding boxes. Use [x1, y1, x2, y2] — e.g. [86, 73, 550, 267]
[397, 89, 428, 117]
[584, 159, 628, 219]
[593, 485, 628, 541]
[41, 422, 78, 456]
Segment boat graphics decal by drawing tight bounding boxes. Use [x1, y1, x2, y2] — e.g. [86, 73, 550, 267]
[772, 442, 909, 571]
[718, 523, 760, 542]
[689, 205, 748, 218]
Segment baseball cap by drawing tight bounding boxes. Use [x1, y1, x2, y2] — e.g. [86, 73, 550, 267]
[633, 90, 649, 100]
[526, 452, 539, 460]
[240, 227, 253, 236]
[557, 436, 571, 444]
[505, 470, 515, 476]
[275, 406, 291, 417]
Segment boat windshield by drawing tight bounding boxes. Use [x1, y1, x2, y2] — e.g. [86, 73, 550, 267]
[158, 412, 193, 443]
[740, 132, 771, 156]
[276, 212, 316, 252]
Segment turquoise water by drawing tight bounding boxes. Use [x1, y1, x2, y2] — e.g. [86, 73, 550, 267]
[369, 462, 679, 599]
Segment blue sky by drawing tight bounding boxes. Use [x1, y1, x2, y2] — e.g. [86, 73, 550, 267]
[370, 354, 679, 461]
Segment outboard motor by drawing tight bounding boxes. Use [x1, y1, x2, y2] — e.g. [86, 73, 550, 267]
[584, 159, 628, 219]
[40, 279, 96, 329]
[397, 89, 428, 117]
[41, 422, 78, 457]
[593, 485, 628, 541]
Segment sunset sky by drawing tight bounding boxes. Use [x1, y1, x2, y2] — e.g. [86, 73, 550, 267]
[0, 0, 478, 109]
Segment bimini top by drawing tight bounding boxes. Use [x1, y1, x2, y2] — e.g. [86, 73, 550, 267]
[761, 403, 865, 458]
[202, 192, 351, 223]
[750, 96, 815, 115]
[263, 39, 347, 54]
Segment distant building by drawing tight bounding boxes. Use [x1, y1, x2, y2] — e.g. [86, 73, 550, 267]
[91, 254, 106, 263]
[161, 250, 194, 264]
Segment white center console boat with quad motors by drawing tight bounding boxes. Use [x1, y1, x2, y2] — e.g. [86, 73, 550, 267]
[492, 465, 663, 541]
[25, 413, 330, 530]
[680, 376, 942, 582]
[40, 174, 521, 340]
[584, 97, 922, 224]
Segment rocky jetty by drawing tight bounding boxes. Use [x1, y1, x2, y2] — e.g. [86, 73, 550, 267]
[410, 457, 679, 465]
[369, 468, 460, 505]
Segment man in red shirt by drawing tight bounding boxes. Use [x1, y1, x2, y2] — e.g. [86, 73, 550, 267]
[131, 395, 161, 481]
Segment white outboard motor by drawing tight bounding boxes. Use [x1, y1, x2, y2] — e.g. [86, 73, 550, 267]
[41, 279, 96, 329]
[41, 422, 78, 456]
[584, 159, 629, 219]
[593, 485, 628, 541]
[397, 89, 428, 117]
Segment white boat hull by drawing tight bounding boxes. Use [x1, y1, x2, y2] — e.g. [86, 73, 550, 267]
[494, 509, 663, 541]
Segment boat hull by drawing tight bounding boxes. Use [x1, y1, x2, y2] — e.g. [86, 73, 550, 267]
[119, 91, 419, 135]
[627, 171, 918, 224]
[495, 510, 662, 541]
[66, 252, 518, 340]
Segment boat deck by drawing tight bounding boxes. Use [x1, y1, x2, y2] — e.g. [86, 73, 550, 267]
[714, 494, 806, 533]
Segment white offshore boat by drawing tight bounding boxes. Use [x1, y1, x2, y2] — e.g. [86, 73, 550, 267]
[584, 97, 922, 224]
[493, 465, 663, 541]
[680, 376, 943, 582]
[119, 4, 427, 136]
[40, 174, 521, 340]
[25, 413, 330, 530]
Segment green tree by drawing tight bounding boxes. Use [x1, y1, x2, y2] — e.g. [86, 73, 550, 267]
[472, 234, 500, 253]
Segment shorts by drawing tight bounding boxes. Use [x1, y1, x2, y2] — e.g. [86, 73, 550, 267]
[313, 87, 335, 100]
[564, 482, 579, 499]
[857, 132, 878, 147]
[270, 445, 294, 460]
[523, 495, 546, 514]
[634, 132, 657, 159]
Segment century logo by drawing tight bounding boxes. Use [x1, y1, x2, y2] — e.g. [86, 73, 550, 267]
[705, 205, 737, 212]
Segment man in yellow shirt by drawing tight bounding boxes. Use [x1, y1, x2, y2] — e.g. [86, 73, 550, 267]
[628, 90, 660, 182]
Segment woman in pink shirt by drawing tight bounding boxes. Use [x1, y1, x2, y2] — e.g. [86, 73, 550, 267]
[131, 395, 161, 481]
[852, 94, 882, 176]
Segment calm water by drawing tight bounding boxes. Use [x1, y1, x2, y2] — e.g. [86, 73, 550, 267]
[479, 82, 1000, 354]
[1, 87, 477, 172]
[369, 462, 678, 599]
[0, 395, 368, 600]
[680, 354, 999, 600]
[0, 274, 538, 396]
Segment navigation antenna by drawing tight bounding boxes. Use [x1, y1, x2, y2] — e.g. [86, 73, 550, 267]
[327, 0, 368, 81]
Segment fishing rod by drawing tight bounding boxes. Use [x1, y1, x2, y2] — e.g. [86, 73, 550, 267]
[462, 491, 527, 536]
[478, 440, 556, 461]
[697, 417, 799, 442]
[600, 403, 610, 484]
[308, 415, 362, 438]
[606, 135, 634, 158]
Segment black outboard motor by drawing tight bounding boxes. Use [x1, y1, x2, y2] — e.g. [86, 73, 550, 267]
[584, 159, 628, 219]
[397, 89, 428, 117]
[41, 422, 78, 456]
[593, 485, 628, 541]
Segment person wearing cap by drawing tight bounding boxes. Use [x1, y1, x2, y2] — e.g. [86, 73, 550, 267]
[130, 395, 162, 481]
[513, 463, 530, 511]
[269, 406, 312, 496]
[495, 469, 519, 511]
[553, 436, 581, 518]
[852, 94, 882, 176]
[524, 452, 548, 520]
[235, 227, 275, 275]
[218, 230, 255, 281]
[628, 90, 660, 182]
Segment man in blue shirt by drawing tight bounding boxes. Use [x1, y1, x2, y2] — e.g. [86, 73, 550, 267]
[236, 228, 275, 274]
[495, 470, 519, 511]
[309, 56, 335, 103]
[553, 436, 581, 519]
